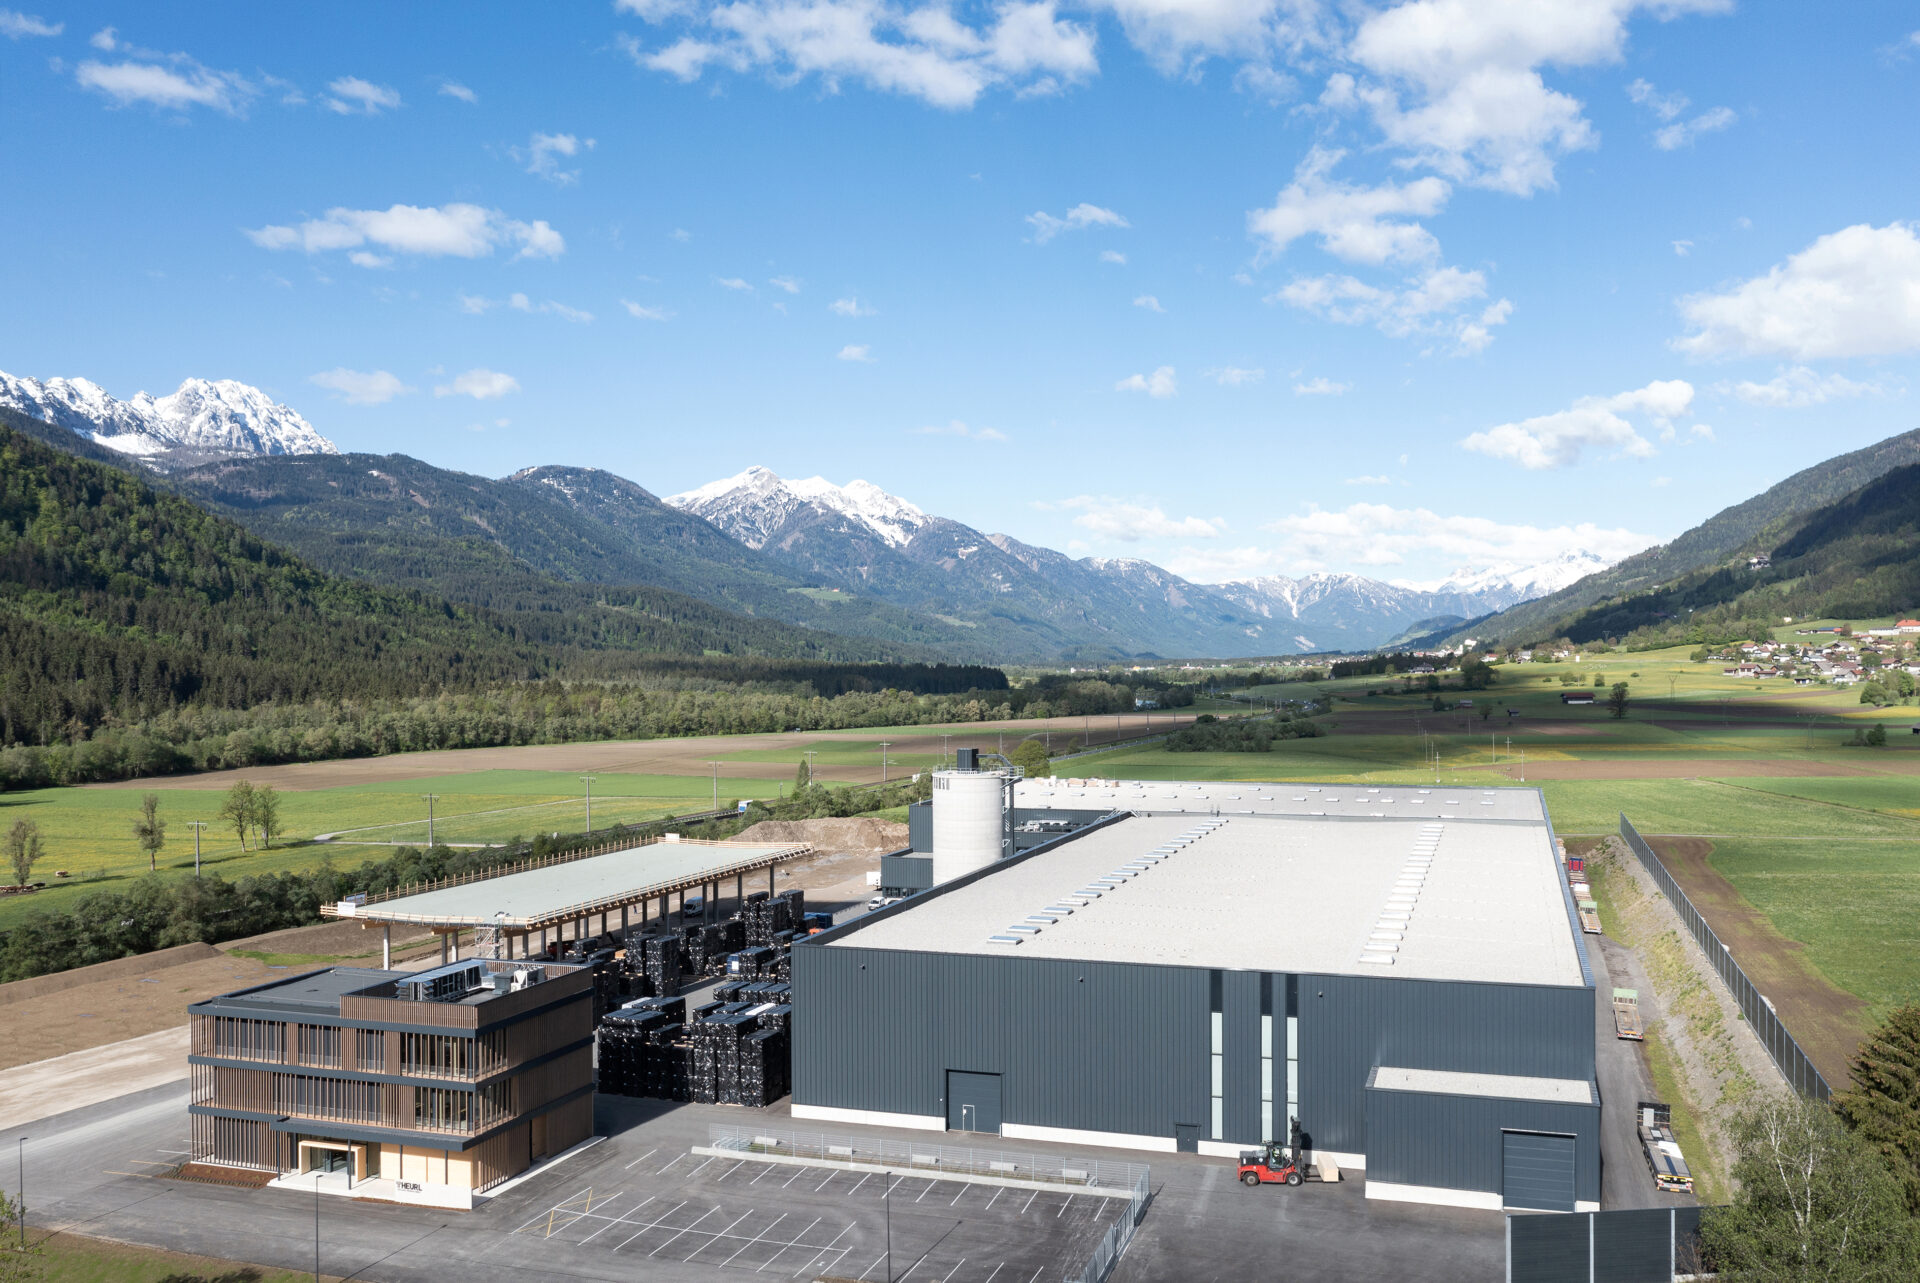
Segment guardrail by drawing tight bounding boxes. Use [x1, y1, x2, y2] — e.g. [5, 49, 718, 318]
[707, 1123, 1150, 1282]
[1617, 815, 1832, 1100]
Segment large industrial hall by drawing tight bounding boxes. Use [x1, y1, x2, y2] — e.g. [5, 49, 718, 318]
[795, 764, 1600, 1214]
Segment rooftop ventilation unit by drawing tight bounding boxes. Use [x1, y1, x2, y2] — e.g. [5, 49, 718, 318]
[398, 959, 487, 1003]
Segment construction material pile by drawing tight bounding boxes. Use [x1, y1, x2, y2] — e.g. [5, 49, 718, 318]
[598, 988, 794, 1107]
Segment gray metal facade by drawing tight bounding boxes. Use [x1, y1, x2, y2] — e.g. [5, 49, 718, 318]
[1363, 1078, 1599, 1205]
[792, 941, 1597, 1183]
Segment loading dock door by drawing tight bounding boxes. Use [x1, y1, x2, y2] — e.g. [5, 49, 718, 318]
[947, 1071, 1002, 1134]
[1503, 1132, 1576, 1212]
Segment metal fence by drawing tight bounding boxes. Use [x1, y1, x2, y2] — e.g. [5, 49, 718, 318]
[1616, 815, 1831, 1100]
[1508, 1207, 1711, 1283]
[707, 1124, 1150, 1283]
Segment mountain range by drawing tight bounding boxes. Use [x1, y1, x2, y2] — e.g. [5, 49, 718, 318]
[2, 367, 1612, 659]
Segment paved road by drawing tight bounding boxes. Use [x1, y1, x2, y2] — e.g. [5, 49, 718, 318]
[11, 1084, 1505, 1282]
[1586, 931, 1698, 1213]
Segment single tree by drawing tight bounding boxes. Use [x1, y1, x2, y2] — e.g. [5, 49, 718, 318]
[130, 792, 167, 872]
[253, 784, 282, 849]
[1835, 1003, 1920, 1214]
[1608, 682, 1630, 720]
[220, 780, 256, 852]
[1008, 738, 1052, 779]
[1867, 723, 1888, 748]
[4, 818, 43, 887]
[793, 758, 811, 792]
[1701, 1094, 1920, 1281]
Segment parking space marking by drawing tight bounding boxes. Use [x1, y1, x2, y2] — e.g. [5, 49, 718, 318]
[720, 1211, 786, 1265]
[612, 1199, 687, 1252]
[816, 1170, 840, 1193]
[658, 1154, 686, 1176]
[914, 1179, 940, 1202]
[686, 1156, 717, 1179]
[1019, 1189, 1039, 1215]
[982, 1263, 1006, 1283]
[714, 1160, 747, 1183]
[848, 1173, 873, 1197]
[578, 1194, 652, 1245]
[624, 1148, 660, 1170]
[938, 1259, 968, 1282]
[755, 1215, 817, 1272]
[787, 1221, 854, 1278]
[781, 1166, 805, 1188]
[857, 1250, 888, 1281]
[1057, 1194, 1073, 1218]
[984, 1187, 1004, 1212]
[950, 1184, 967, 1207]
[649, 1205, 718, 1257]
[688, 1210, 753, 1261]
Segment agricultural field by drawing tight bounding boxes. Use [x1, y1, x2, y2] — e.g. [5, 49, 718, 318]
[0, 769, 784, 932]
[1082, 647, 1920, 1063]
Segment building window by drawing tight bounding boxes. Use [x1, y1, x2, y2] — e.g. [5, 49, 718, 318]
[1285, 973, 1299, 1133]
[1259, 975, 1274, 1144]
[207, 1017, 283, 1063]
[1209, 970, 1224, 1140]
[357, 1029, 386, 1072]
[414, 1086, 474, 1132]
[401, 1032, 475, 1080]
[297, 1024, 341, 1068]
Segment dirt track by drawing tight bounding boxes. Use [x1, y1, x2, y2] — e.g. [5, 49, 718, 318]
[1649, 836, 1869, 1088]
[1493, 758, 1878, 780]
[89, 712, 1199, 793]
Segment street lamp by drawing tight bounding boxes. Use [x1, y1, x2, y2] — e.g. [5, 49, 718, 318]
[313, 1164, 323, 1283]
[15, 1135, 25, 1249]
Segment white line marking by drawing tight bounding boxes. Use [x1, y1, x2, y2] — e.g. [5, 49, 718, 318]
[658, 1154, 687, 1175]
[816, 1170, 839, 1192]
[790, 1222, 854, 1278]
[649, 1205, 717, 1257]
[938, 1259, 967, 1283]
[611, 1199, 687, 1252]
[848, 1173, 872, 1196]
[758, 1215, 819, 1272]
[578, 1194, 652, 1245]
[686, 1156, 717, 1179]
[625, 1148, 660, 1170]
[715, 1159, 747, 1182]
[722, 1211, 787, 1265]
[691, 1211, 754, 1261]
[782, 1166, 805, 1188]
[1057, 1194, 1073, 1218]
[751, 1164, 773, 1184]
[1020, 1188, 1039, 1215]
[857, 1250, 888, 1281]
[1027, 1268, 1045, 1283]
[984, 1187, 1004, 1212]
[915, 1179, 939, 1202]
[982, 1263, 1006, 1283]
[950, 1183, 967, 1206]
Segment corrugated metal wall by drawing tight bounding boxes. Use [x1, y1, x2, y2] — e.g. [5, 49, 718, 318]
[795, 944, 1597, 1163]
[1298, 972, 1595, 1155]
[1366, 1084, 1601, 1204]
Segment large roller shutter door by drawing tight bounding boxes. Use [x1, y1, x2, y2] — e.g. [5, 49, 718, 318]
[946, 1071, 1002, 1134]
[1503, 1132, 1576, 1212]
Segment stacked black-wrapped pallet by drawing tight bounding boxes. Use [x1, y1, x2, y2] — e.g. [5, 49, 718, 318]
[643, 934, 683, 996]
[738, 1028, 789, 1106]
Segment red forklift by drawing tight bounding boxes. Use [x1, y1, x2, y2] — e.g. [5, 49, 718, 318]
[1238, 1118, 1315, 1188]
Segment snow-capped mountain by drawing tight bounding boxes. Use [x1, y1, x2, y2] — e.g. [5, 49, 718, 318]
[1405, 551, 1614, 609]
[0, 371, 338, 459]
[668, 466, 930, 550]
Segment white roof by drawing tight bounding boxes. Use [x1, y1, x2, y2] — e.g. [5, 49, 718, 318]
[837, 811, 1585, 987]
[1372, 1066, 1596, 1105]
[1016, 778, 1546, 824]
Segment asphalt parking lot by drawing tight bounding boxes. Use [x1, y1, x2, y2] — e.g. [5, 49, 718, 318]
[13, 1086, 1505, 1282]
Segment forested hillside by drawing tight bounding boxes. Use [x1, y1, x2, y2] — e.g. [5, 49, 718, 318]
[1544, 461, 1920, 647]
[1460, 427, 1920, 645]
[0, 424, 1000, 765]
[173, 453, 996, 658]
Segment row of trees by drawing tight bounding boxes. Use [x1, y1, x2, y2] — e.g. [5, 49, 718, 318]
[1165, 712, 1326, 752]
[0, 773, 927, 983]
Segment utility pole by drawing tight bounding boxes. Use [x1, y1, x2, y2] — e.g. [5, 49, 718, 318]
[885, 1170, 893, 1283]
[805, 749, 817, 785]
[709, 762, 719, 813]
[940, 734, 950, 768]
[422, 795, 438, 847]
[16, 1135, 24, 1249]
[579, 775, 597, 833]
[186, 821, 207, 878]
[879, 741, 891, 783]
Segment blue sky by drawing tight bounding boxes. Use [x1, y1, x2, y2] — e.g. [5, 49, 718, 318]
[3, 1, 1918, 586]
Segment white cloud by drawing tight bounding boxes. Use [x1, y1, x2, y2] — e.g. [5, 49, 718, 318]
[1341, 1, 1730, 197]
[509, 292, 594, 322]
[1690, 423, 1715, 441]
[246, 203, 565, 261]
[308, 368, 413, 405]
[1627, 77, 1734, 150]
[434, 368, 520, 400]
[1115, 366, 1177, 398]
[1275, 266, 1511, 354]
[1240, 501, 1656, 575]
[323, 76, 401, 115]
[622, 0, 1098, 109]
[1205, 366, 1265, 386]
[1726, 366, 1889, 408]
[0, 9, 60, 38]
[837, 344, 875, 362]
[916, 419, 1007, 441]
[830, 296, 875, 316]
[439, 80, 478, 104]
[1344, 474, 1391, 485]
[88, 26, 115, 49]
[512, 132, 595, 184]
[622, 299, 674, 320]
[1089, 0, 1326, 75]
[1674, 222, 1920, 360]
[1460, 379, 1695, 469]
[76, 54, 256, 114]
[715, 276, 754, 291]
[1672, 239, 1693, 257]
[1055, 495, 1220, 541]
[1248, 146, 1449, 264]
[769, 275, 802, 294]
[347, 250, 393, 269]
[1027, 202, 1128, 244]
[1294, 376, 1349, 396]
[1132, 294, 1165, 312]
[1099, 250, 1128, 265]
[457, 293, 496, 314]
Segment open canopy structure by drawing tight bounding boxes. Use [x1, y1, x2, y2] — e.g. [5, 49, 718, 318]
[325, 836, 810, 964]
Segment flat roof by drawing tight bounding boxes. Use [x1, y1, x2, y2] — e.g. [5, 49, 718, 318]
[1371, 1066, 1596, 1105]
[339, 839, 807, 930]
[833, 809, 1585, 987]
[206, 967, 400, 1015]
[1016, 778, 1547, 824]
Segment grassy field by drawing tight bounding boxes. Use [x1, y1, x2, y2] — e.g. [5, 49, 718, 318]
[0, 769, 783, 932]
[9, 1233, 336, 1282]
